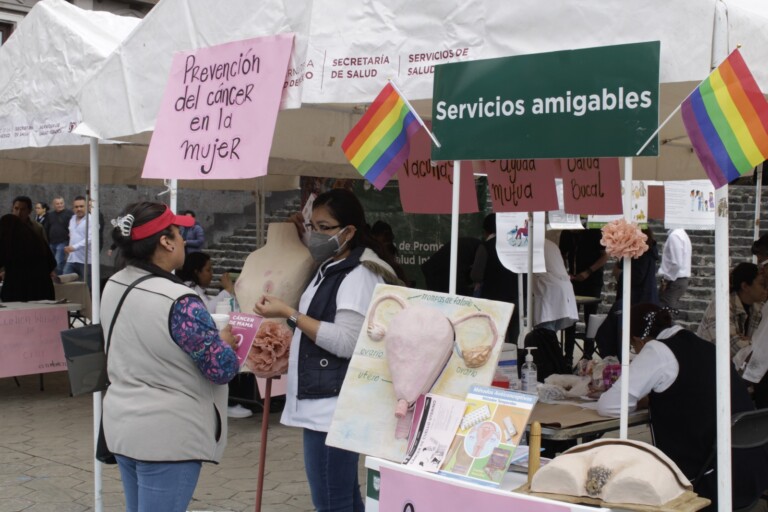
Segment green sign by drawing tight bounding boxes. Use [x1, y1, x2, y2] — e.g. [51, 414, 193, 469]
[431, 41, 660, 161]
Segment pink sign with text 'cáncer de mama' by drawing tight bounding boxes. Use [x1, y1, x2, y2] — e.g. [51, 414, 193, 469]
[143, 34, 294, 180]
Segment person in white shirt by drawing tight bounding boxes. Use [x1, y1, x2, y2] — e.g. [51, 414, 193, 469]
[63, 196, 93, 285]
[597, 303, 768, 510]
[657, 228, 692, 309]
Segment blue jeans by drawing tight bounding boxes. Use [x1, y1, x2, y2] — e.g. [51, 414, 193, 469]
[62, 262, 91, 288]
[50, 242, 66, 275]
[115, 455, 201, 512]
[303, 429, 364, 512]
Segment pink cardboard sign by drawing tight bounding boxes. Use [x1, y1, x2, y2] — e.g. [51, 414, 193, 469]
[143, 34, 294, 180]
[0, 306, 68, 378]
[397, 123, 478, 214]
[560, 158, 623, 215]
[379, 466, 569, 512]
[482, 159, 558, 212]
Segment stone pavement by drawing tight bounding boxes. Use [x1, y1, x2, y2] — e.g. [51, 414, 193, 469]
[0, 372, 365, 512]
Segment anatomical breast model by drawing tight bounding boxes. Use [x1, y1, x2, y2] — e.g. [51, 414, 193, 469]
[235, 223, 315, 377]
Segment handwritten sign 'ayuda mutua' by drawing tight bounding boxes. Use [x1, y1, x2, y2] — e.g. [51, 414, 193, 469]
[143, 34, 294, 180]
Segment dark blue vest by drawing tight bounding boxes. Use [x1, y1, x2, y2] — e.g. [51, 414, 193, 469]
[297, 247, 363, 399]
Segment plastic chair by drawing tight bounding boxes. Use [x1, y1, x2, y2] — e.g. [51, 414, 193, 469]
[733, 408, 768, 511]
[693, 407, 768, 511]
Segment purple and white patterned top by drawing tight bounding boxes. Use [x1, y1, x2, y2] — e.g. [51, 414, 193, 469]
[170, 296, 238, 384]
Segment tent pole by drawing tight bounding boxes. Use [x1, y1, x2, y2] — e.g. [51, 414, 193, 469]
[526, 211, 534, 337]
[619, 157, 633, 439]
[170, 179, 178, 213]
[712, 3, 732, 509]
[517, 273, 525, 348]
[89, 137, 104, 512]
[448, 161, 461, 296]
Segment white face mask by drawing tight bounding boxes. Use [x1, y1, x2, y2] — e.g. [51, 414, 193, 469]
[307, 227, 348, 262]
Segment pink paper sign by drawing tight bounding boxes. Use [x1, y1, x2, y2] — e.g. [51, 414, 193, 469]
[143, 34, 294, 180]
[560, 158, 623, 215]
[483, 159, 558, 212]
[379, 466, 569, 512]
[397, 123, 478, 214]
[0, 306, 68, 378]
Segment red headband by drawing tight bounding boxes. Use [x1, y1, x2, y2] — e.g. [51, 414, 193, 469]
[130, 206, 194, 240]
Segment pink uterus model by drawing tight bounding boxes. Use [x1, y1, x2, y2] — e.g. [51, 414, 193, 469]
[367, 294, 500, 438]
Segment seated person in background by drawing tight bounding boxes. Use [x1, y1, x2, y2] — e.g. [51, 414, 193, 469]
[697, 262, 766, 361]
[420, 236, 481, 296]
[177, 252, 235, 313]
[598, 304, 768, 510]
[370, 220, 409, 284]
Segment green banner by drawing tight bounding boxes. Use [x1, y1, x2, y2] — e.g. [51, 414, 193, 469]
[431, 41, 660, 161]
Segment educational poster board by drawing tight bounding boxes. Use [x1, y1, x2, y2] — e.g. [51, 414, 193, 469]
[327, 284, 514, 462]
[663, 180, 716, 230]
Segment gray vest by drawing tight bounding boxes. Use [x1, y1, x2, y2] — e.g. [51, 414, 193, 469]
[101, 266, 228, 462]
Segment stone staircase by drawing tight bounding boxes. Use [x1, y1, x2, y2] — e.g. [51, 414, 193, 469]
[204, 197, 301, 291]
[600, 183, 763, 330]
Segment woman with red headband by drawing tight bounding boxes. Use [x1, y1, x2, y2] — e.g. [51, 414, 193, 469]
[100, 202, 240, 512]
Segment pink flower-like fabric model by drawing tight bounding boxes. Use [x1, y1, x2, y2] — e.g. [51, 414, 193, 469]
[600, 219, 648, 259]
[245, 320, 292, 378]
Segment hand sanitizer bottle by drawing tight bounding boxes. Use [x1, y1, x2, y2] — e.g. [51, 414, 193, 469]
[521, 347, 538, 393]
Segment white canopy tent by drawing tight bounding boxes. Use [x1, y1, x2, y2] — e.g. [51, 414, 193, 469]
[70, 1, 768, 511]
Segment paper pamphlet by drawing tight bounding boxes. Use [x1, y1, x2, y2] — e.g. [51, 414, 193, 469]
[403, 393, 467, 472]
[228, 312, 263, 370]
[439, 385, 537, 486]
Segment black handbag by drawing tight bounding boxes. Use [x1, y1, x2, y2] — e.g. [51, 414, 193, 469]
[61, 274, 155, 464]
[61, 274, 154, 395]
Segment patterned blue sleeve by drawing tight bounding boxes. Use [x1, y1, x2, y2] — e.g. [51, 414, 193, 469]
[169, 295, 239, 384]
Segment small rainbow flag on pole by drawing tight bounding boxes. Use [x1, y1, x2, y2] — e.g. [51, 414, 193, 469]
[681, 49, 768, 189]
[342, 82, 427, 190]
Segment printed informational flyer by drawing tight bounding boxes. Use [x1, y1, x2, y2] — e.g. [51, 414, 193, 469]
[326, 285, 514, 462]
[439, 385, 537, 486]
[664, 179, 716, 230]
[588, 180, 650, 227]
[495, 211, 546, 273]
[228, 312, 263, 370]
[403, 393, 467, 472]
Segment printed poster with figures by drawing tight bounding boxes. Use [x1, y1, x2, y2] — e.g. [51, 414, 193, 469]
[326, 284, 514, 462]
[663, 180, 716, 230]
[588, 180, 651, 228]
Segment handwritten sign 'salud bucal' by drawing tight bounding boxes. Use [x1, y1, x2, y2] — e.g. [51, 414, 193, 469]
[142, 34, 294, 180]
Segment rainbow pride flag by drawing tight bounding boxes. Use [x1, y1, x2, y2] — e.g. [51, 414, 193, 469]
[681, 49, 768, 189]
[342, 82, 422, 190]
